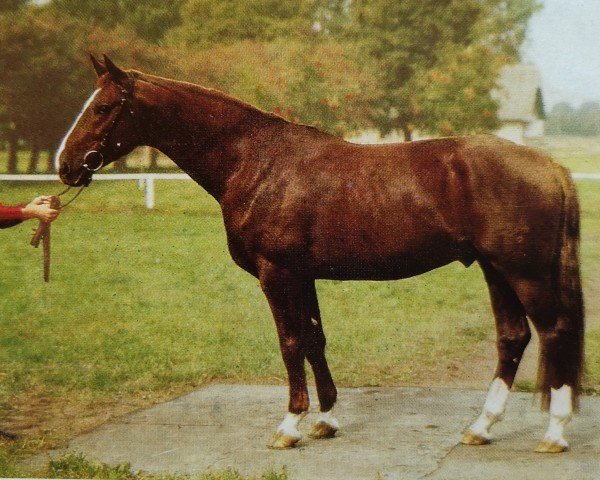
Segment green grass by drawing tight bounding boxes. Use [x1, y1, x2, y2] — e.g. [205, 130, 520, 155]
[1, 136, 600, 476]
[0, 179, 495, 399]
[1, 450, 287, 480]
[528, 136, 600, 173]
[44, 452, 287, 480]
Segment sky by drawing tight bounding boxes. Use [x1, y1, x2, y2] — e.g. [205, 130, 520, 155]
[522, 0, 600, 108]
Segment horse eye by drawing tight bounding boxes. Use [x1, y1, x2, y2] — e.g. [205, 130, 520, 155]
[96, 104, 112, 115]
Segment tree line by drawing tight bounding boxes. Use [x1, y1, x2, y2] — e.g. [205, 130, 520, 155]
[0, 0, 540, 173]
[546, 102, 600, 137]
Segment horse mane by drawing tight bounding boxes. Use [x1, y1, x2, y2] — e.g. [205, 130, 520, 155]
[129, 70, 288, 123]
[128, 69, 332, 138]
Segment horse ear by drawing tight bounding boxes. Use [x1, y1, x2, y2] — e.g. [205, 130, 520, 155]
[90, 54, 107, 77]
[103, 54, 129, 85]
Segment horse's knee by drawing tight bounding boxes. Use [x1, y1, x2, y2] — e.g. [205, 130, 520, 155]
[280, 336, 305, 360]
[498, 327, 531, 359]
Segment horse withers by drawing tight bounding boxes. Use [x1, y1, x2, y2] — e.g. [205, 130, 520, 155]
[56, 55, 584, 453]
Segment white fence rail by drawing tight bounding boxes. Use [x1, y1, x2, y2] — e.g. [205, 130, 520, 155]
[0, 173, 191, 209]
[0, 172, 598, 209]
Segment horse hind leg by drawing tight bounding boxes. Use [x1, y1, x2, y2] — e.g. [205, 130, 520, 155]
[303, 280, 339, 439]
[508, 275, 583, 453]
[462, 262, 530, 446]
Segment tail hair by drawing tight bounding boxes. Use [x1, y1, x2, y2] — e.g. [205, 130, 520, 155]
[538, 166, 585, 411]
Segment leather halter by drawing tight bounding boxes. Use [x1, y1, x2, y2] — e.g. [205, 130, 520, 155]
[82, 86, 135, 173]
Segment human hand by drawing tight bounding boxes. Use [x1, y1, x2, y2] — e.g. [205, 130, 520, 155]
[22, 197, 60, 222]
[30, 196, 54, 206]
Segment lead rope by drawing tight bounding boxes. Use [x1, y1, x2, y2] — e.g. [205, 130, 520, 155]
[30, 185, 86, 282]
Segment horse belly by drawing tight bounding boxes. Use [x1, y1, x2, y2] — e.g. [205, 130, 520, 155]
[310, 226, 463, 280]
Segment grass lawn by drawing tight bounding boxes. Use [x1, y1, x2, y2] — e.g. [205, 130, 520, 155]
[0, 136, 599, 476]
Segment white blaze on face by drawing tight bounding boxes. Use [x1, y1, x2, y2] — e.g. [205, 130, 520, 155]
[54, 88, 102, 170]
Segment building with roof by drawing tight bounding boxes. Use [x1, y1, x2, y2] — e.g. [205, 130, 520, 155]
[494, 64, 546, 144]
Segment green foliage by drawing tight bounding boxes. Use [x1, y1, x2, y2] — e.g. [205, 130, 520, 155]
[167, 0, 314, 47]
[171, 39, 375, 136]
[0, 0, 542, 159]
[48, 453, 137, 480]
[546, 102, 600, 137]
[0, 8, 169, 165]
[416, 45, 501, 136]
[42, 452, 288, 480]
[475, 0, 542, 60]
[49, 0, 186, 43]
[534, 87, 546, 120]
[0, 0, 28, 13]
[0, 443, 21, 478]
[334, 0, 539, 138]
[270, 41, 377, 135]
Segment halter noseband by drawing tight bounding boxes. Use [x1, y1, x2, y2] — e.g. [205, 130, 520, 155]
[82, 87, 135, 173]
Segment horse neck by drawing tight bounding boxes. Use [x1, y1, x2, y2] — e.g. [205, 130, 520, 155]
[138, 77, 277, 200]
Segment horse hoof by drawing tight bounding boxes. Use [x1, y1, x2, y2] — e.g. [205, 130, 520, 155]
[309, 420, 338, 439]
[534, 440, 568, 453]
[461, 430, 490, 446]
[268, 430, 301, 449]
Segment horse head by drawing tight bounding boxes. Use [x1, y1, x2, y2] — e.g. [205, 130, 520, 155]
[56, 55, 141, 186]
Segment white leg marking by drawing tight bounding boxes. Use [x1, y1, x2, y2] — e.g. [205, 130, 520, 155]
[468, 378, 510, 439]
[54, 88, 101, 170]
[276, 412, 306, 440]
[315, 409, 340, 431]
[543, 385, 572, 447]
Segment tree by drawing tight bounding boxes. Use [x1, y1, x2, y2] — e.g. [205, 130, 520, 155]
[318, 0, 539, 139]
[475, 0, 542, 59]
[0, 11, 86, 172]
[545, 102, 575, 136]
[0, 0, 28, 13]
[0, 104, 19, 173]
[534, 87, 545, 120]
[166, 1, 374, 137]
[166, 0, 315, 47]
[170, 38, 375, 137]
[415, 45, 501, 137]
[49, 0, 186, 44]
[546, 102, 600, 137]
[0, 7, 167, 172]
[577, 102, 600, 137]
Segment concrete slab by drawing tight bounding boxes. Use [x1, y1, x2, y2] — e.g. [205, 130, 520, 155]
[44, 385, 600, 479]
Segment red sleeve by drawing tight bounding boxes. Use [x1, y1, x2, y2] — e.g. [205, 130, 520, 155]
[0, 204, 24, 229]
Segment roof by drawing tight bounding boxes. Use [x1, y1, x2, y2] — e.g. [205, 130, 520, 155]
[494, 64, 542, 123]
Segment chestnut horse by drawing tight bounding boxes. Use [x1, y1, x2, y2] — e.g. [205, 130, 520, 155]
[57, 56, 584, 453]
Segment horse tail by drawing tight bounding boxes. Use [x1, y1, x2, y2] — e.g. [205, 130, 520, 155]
[539, 166, 585, 411]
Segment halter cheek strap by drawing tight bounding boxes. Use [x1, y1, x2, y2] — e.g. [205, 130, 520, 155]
[82, 87, 135, 173]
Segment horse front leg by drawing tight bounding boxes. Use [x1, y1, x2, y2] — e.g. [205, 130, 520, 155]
[304, 279, 339, 439]
[259, 261, 310, 449]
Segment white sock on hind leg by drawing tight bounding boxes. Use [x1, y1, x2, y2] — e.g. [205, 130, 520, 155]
[543, 385, 572, 447]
